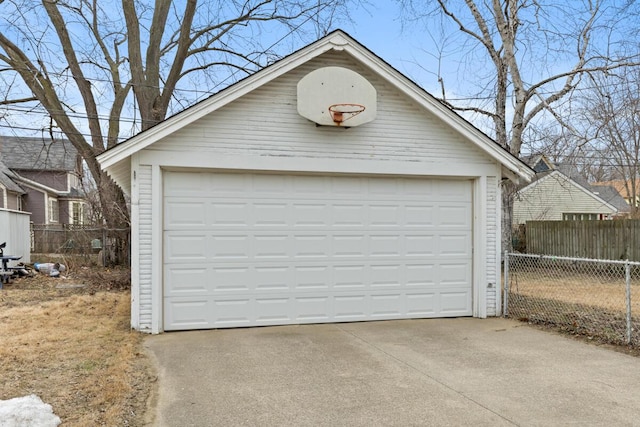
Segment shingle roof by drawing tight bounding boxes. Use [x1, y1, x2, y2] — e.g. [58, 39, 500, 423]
[590, 184, 632, 213]
[0, 155, 25, 194]
[520, 157, 631, 214]
[0, 136, 79, 171]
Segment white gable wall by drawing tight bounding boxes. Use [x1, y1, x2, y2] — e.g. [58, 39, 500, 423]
[128, 51, 504, 332]
[143, 52, 493, 170]
[513, 172, 617, 225]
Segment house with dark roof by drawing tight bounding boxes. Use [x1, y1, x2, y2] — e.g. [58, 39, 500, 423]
[0, 155, 26, 211]
[591, 179, 640, 210]
[513, 155, 630, 225]
[0, 136, 87, 225]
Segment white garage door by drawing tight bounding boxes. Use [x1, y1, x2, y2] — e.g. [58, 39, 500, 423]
[163, 171, 473, 331]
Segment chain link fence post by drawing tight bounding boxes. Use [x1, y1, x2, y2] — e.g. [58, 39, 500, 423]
[626, 260, 632, 345]
[503, 250, 509, 317]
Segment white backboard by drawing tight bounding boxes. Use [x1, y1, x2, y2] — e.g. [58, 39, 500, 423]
[297, 66, 377, 127]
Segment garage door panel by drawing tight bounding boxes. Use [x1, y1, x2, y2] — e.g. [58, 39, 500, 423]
[405, 205, 436, 227]
[210, 235, 250, 259]
[167, 262, 475, 297]
[370, 235, 401, 257]
[439, 262, 472, 283]
[163, 172, 473, 330]
[438, 205, 472, 228]
[369, 204, 401, 226]
[333, 264, 368, 288]
[165, 201, 207, 227]
[439, 234, 471, 256]
[255, 297, 291, 323]
[292, 203, 329, 226]
[164, 299, 211, 329]
[406, 235, 436, 256]
[209, 267, 251, 293]
[211, 202, 249, 226]
[370, 264, 402, 287]
[332, 203, 367, 226]
[440, 291, 473, 314]
[371, 294, 403, 317]
[293, 234, 332, 258]
[164, 234, 207, 260]
[406, 293, 437, 315]
[254, 235, 289, 258]
[294, 265, 331, 290]
[164, 266, 208, 295]
[164, 290, 470, 330]
[406, 264, 436, 286]
[296, 295, 331, 322]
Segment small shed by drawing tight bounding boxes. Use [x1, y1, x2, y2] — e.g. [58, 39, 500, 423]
[98, 30, 533, 333]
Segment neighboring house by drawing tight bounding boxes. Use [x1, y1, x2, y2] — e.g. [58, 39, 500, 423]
[0, 136, 86, 225]
[0, 155, 31, 261]
[513, 155, 630, 225]
[98, 30, 534, 334]
[591, 179, 640, 209]
[0, 155, 26, 211]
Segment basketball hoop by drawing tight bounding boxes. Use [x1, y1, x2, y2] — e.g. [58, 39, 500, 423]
[328, 103, 366, 124]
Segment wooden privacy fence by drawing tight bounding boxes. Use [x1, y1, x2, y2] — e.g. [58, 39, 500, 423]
[526, 220, 640, 261]
[30, 224, 130, 266]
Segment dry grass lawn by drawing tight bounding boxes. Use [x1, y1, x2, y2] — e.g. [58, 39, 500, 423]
[0, 267, 154, 426]
[507, 266, 640, 349]
[509, 269, 640, 313]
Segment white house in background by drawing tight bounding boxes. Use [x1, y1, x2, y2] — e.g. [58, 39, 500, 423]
[98, 30, 534, 333]
[514, 155, 630, 225]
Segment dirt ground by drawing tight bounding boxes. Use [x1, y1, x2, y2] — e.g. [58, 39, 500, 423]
[0, 264, 154, 426]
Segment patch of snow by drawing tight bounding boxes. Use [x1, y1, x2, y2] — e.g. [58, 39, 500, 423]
[0, 395, 61, 427]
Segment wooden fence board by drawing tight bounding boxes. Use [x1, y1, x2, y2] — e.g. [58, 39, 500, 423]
[526, 220, 640, 261]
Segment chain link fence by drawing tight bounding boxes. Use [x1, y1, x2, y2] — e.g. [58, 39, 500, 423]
[31, 224, 130, 266]
[504, 252, 640, 347]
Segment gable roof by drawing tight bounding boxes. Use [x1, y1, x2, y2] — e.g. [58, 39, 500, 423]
[98, 30, 534, 192]
[521, 153, 556, 173]
[589, 184, 631, 213]
[520, 155, 630, 214]
[0, 136, 79, 172]
[517, 170, 621, 213]
[0, 155, 25, 194]
[592, 179, 640, 200]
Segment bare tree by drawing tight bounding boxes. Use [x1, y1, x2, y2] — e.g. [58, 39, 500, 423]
[581, 67, 640, 216]
[0, 0, 352, 227]
[398, 0, 640, 248]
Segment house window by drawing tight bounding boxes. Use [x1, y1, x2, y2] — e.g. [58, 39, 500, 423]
[563, 213, 600, 221]
[49, 199, 59, 223]
[71, 201, 84, 225]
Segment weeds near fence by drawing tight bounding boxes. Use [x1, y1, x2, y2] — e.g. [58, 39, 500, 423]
[31, 225, 130, 266]
[505, 253, 640, 347]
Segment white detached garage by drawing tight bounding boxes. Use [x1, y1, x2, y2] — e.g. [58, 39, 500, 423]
[98, 30, 533, 333]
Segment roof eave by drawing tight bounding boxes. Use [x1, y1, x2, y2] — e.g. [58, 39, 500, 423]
[98, 30, 534, 184]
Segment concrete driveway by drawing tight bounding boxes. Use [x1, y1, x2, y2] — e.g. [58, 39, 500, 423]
[144, 318, 640, 426]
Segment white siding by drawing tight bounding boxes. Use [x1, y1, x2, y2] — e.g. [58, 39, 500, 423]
[0, 209, 31, 263]
[486, 176, 499, 316]
[137, 165, 153, 331]
[130, 50, 509, 331]
[148, 52, 492, 169]
[513, 172, 617, 225]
